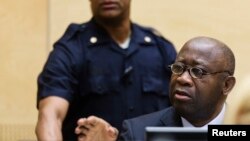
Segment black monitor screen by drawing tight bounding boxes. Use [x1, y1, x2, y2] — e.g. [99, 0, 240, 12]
[146, 127, 207, 141]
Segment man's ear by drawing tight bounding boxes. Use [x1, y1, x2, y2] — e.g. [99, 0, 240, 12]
[223, 76, 236, 96]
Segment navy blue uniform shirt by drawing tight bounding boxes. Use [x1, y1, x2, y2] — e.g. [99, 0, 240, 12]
[37, 18, 177, 140]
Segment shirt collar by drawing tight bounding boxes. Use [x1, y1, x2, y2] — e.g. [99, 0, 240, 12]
[181, 103, 226, 129]
[85, 18, 156, 46]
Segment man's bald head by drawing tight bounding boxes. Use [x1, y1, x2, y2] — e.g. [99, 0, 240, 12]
[180, 36, 235, 75]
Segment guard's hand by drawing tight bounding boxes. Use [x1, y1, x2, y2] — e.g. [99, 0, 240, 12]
[75, 116, 118, 141]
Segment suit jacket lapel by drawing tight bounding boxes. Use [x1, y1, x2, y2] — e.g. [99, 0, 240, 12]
[160, 107, 183, 127]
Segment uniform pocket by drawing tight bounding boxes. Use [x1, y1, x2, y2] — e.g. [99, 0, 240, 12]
[88, 75, 120, 95]
[142, 75, 168, 96]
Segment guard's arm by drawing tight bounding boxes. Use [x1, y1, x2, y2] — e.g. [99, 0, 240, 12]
[35, 96, 69, 141]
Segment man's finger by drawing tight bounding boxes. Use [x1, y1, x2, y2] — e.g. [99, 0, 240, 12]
[86, 116, 99, 127]
[78, 118, 87, 125]
[108, 127, 119, 138]
[78, 134, 86, 141]
[76, 125, 89, 135]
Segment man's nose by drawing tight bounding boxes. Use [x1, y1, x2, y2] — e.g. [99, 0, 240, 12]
[176, 70, 193, 86]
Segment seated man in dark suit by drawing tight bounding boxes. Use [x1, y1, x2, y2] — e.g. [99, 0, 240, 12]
[75, 36, 236, 141]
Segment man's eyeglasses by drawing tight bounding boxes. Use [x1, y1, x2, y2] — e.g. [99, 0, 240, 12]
[169, 63, 231, 79]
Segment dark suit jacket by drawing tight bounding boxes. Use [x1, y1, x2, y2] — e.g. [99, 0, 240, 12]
[119, 107, 183, 141]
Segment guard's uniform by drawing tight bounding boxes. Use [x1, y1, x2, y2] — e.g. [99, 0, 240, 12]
[37, 18, 177, 140]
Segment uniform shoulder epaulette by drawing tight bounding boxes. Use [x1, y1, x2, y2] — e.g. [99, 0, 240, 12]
[139, 25, 163, 37]
[62, 23, 87, 40]
[148, 27, 164, 38]
[143, 26, 173, 45]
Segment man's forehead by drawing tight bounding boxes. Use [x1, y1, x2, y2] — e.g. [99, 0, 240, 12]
[177, 47, 224, 66]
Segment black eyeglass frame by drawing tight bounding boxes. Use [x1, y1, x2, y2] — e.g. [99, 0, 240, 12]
[169, 63, 232, 79]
